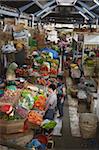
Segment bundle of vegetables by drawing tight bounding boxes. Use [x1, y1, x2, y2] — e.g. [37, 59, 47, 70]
[86, 60, 95, 67]
[37, 78, 51, 86]
[20, 90, 34, 110]
[0, 89, 21, 104]
[16, 43, 23, 49]
[40, 65, 49, 72]
[0, 104, 13, 114]
[21, 89, 31, 98]
[27, 110, 43, 125]
[6, 85, 17, 91]
[50, 68, 57, 75]
[70, 63, 78, 68]
[35, 57, 44, 64]
[42, 120, 57, 129]
[28, 70, 40, 77]
[0, 114, 22, 121]
[37, 78, 46, 85]
[47, 58, 52, 62]
[33, 95, 47, 111]
[41, 72, 49, 77]
[51, 59, 59, 65]
[52, 63, 58, 69]
[16, 68, 29, 77]
[15, 105, 28, 118]
[0, 104, 22, 121]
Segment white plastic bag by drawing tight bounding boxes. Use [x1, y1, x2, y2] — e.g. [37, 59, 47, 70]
[77, 90, 87, 99]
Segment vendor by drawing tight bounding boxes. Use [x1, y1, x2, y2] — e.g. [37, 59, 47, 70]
[44, 84, 57, 120]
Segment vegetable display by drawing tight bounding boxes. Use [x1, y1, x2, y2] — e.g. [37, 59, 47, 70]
[21, 89, 31, 98]
[50, 68, 57, 75]
[27, 110, 43, 125]
[0, 89, 21, 104]
[33, 95, 47, 111]
[42, 120, 57, 129]
[37, 78, 51, 86]
[16, 68, 29, 77]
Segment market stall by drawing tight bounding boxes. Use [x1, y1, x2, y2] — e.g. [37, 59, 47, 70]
[0, 21, 61, 149]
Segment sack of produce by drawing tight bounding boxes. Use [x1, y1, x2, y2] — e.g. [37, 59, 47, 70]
[69, 88, 78, 98]
[71, 67, 81, 79]
[68, 95, 78, 107]
[84, 66, 95, 77]
[79, 113, 97, 139]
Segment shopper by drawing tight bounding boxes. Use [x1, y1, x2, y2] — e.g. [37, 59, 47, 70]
[43, 84, 57, 120]
[57, 73, 65, 118]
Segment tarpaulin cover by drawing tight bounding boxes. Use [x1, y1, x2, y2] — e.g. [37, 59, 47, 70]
[41, 48, 59, 59]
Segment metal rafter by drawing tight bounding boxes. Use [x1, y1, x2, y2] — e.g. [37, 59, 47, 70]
[0, 5, 31, 19]
[42, 0, 56, 9]
[35, 0, 57, 18]
[56, 0, 78, 6]
[93, 0, 99, 5]
[77, 1, 98, 18]
[19, 1, 35, 12]
[90, 4, 99, 10]
[19, 0, 43, 13]
[74, 5, 90, 20]
[37, 5, 57, 17]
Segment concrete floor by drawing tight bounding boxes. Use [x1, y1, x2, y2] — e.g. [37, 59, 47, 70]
[53, 100, 99, 150]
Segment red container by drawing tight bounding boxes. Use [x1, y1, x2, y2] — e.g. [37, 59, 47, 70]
[35, 134, 48, 144]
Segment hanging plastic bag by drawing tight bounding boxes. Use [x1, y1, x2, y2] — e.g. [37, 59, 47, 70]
[71, 68, 81, 78]
[77, 90, 87, 99]
[2, 44, 16, 53]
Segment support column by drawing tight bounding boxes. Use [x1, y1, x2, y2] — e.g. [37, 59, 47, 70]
[96, 18, 99, 31]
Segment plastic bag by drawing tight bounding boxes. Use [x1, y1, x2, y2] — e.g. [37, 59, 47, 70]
[77, 90, 87, 99]
[71, 68, 81, 78]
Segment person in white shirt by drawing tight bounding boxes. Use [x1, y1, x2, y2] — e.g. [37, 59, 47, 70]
[44, 84, 57, 120]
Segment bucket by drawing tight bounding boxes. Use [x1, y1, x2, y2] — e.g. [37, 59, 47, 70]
[35, 134, 48, 145]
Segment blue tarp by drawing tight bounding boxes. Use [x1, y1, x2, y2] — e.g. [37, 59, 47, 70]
[41, 48, 59, 59]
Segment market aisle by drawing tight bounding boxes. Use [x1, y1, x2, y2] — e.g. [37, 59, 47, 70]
[53, 99, 99, 150]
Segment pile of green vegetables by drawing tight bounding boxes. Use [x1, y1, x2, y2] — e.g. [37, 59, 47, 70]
[42, 121, 57, 129]
[0, 113, 22, 121]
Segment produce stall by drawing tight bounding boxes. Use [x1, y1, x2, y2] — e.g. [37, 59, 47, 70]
[0, 22, 60, 149]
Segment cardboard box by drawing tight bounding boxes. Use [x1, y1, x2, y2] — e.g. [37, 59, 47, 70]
[4, 18, 15, 25]
[0, 119, 25, 134]
[0, 131, 34, 146]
